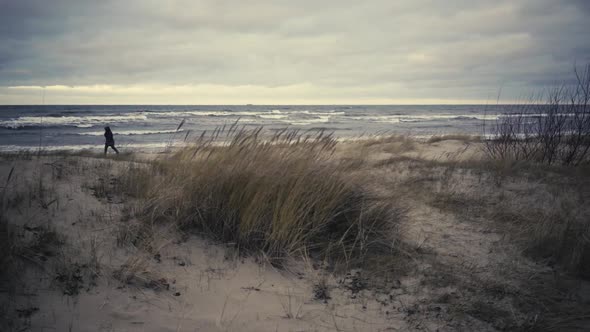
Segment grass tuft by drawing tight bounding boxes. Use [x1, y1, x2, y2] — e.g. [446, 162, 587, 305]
[124, 127, 402, 266]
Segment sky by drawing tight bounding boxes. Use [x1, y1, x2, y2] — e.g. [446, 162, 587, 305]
[0, 0, 589, 105]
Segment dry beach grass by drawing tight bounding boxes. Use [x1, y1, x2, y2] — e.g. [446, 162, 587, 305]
[123, 127, 403, 267]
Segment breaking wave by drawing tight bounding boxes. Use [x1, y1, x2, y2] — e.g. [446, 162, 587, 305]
[0, 114, 149, 129]
[77, 129, 184, 136]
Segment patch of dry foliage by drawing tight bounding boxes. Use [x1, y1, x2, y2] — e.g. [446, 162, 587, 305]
[485, 64, 590, 166]
[123, 126, 403, 266]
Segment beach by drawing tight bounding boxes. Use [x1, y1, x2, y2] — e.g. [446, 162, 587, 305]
[2, 0, 590, 330]
[1, 132, 589, 331]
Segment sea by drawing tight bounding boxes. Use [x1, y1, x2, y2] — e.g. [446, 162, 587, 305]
[0, 105, 515, 152]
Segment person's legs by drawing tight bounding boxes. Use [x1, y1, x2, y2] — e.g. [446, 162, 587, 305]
[112, 145, 119, 154]
[104, 143, 108, 154]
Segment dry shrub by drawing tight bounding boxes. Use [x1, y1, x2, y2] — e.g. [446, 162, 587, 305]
[118, 162, 156, 198]
[126, 127, 402, 266]
[484, 64, 590, 166]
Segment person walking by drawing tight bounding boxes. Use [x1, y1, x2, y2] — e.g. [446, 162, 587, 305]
[104, 126, 119, 154]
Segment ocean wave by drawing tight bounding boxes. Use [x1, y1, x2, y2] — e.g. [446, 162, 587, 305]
[77, 129, 184, 136]
[0, 114, 149, 129]
[258, 114, 289, 120]
[144, 109, 344, 118]
[400, 114, 499, 121]
[0, 111, 501, 130]
[347, 116, 401, 123]
[346, 114, 499, 123]
[499, 113, 578, 118]
[289, 115, 332, 126]
[145, 110, 267, 118]
[0, 142, 181, 152]
[0, 124, 95, 131]
[299, 110, 345, 116]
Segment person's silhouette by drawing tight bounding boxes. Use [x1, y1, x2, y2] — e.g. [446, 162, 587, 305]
[104, 126, 119, 154]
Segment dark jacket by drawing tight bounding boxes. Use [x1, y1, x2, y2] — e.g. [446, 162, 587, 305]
[104, 129, 115, 145]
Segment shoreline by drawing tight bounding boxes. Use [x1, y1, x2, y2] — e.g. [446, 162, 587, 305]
[0, 132, 484, 153]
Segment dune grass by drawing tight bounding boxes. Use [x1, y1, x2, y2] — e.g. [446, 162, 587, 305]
[123, 127, 402, 266]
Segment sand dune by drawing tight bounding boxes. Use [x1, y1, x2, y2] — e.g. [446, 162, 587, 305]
[1, 135, 589, 331]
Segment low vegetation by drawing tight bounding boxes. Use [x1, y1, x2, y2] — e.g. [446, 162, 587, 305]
[386, 151, 590, 279]
[484, 63, 590, 165]
[476, 64, 590, 279]
[367, 141, 590, 329]
[123, 126, 403, 266]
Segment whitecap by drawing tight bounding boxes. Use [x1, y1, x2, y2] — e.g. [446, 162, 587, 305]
[0, 114, 149, 129]
[258, 114, 289, 120]
[78, 129, 184, 136]
[289, 115, 332, 126]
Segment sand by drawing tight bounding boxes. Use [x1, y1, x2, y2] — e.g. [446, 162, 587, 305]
[1, 137, 589, 331]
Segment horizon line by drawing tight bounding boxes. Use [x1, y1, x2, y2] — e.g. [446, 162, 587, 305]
[0, 102, 537, 106]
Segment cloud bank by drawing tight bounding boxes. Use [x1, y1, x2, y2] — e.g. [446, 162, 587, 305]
[0, 0, 588, 104]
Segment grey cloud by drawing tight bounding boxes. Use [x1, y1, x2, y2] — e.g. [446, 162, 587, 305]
[567, 0, 590, 13]
[0, 0, 588, 102]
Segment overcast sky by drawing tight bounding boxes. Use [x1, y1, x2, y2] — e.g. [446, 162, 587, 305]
[0, 0, 588, 104]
